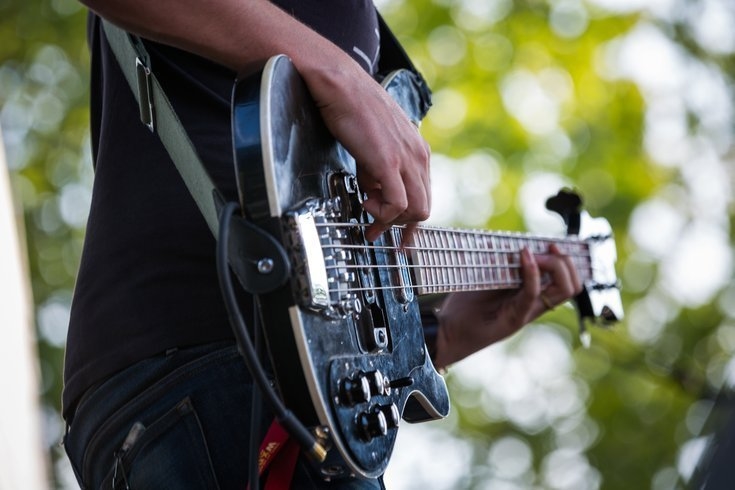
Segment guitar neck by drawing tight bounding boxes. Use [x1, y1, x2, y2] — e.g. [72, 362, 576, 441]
[404, 225, 591, 296]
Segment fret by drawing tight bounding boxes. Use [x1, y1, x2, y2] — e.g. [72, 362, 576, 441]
[480, 233, 491, 288]
[493, 234, 502, 287]
[413, 228, 428, 292]
[490, 235, 499, 287]
[462, 231, 476, 290]
[428, 229, 441, 293]
[440, 230, 453, 290]
[420, 228, 430, 293]
[470, 232, 479, 289]
[444, 230, 456, 290]
[500, 235, 509, 286]
[516, 238, 524, 283]
[501, 235, 507, 286]
[509, 235, 522, 285]
[519, 236, 526, 280]
[540, 238, 549, 254]
[423, 228, 434, 293]
[471, 232, 482, 289]
[439, 229, 448, 291]
[484, 234, 493, 287]
[453, 231, 470, 290]
[508, 235, 517, 286]
[435, 230, 446, 289]
[475, 233, 485, 289]
[515, 237, 526, 283]
[536, 237, 544, 249]
[430, 230, 440, 291]
[507, 235, 519, 287]
[503, 235, 511, 286]
[437, 230, 448, 291]
[466, 232, 475, 289]
[454, 231, 473, 290]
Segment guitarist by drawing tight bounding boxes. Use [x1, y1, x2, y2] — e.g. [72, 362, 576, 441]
[62, 1, 582, 488]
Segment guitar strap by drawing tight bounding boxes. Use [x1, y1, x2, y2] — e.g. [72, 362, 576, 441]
[101, 13, 431, 238]
[102, 20, 223, 235]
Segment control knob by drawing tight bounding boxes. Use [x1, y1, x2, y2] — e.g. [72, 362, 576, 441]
[338, 374, 371, 406]
[358, 406, 387, 441]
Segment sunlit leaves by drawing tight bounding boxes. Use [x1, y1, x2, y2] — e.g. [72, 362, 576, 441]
[383, 0, 735, 489]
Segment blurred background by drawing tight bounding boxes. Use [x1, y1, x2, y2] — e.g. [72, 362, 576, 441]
[1, 0, 734, 488]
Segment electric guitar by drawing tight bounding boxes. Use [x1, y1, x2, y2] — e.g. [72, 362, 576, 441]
[230, 55, 623, 480]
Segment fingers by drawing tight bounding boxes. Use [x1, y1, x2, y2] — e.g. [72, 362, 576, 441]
[507, 248, 543, 323]
[519, 248, 541, 301]
[361, 137, 431, 242]
[535, 243, 583, 308]
[515, 244, 582, 320]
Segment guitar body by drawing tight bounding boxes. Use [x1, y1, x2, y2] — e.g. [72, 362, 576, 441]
[232, 55, 449, 479]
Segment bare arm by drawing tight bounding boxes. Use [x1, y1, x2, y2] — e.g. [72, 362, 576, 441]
[82, 0, 431, 240]
[82, 0, 356, 75]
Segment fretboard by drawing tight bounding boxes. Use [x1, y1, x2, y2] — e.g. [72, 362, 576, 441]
[405, 225, 592, 295]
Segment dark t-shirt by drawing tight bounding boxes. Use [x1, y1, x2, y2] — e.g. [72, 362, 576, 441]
[63, 1, 380, 419]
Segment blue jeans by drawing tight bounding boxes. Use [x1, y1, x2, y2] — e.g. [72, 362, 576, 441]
[63, 342, 385, 489]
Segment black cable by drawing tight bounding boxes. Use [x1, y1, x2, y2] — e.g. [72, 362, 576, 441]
[216, 202, 326, 478]
[247, 295, 263, 490]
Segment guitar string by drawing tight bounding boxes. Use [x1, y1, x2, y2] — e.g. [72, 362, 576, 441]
[320, 243, 592, 259]
[317, 243, 595, 278]
[321, 261, 591, 271]
[303, 222, 603, 295]
[319, 261, 614, 294]
[326, 281, 527, 294]
[310, 256, 599, 295]
[319, 272, 587, 294]
[320, 265, 594, 282]
[317, 245, 592, 264]
[312, 224, 593, 258]
[316, 220, 588, 237]
[316, 254, 593, 294]
[318, 247, 594, 278]
[320, 263, 593, 285]
[314, 221, 595, 244]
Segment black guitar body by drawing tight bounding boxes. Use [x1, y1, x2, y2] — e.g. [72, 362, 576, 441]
[231, 55, 449, 480]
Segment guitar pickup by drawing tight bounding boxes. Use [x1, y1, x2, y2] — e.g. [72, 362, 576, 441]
[385, 228, 414, 304]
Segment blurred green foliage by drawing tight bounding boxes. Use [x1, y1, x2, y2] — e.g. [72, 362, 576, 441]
[2, 0, 734, 488]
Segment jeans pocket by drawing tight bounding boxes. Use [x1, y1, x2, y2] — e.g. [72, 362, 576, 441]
[99, 397, 220, 490]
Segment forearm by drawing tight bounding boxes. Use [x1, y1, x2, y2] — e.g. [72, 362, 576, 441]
[80, 0, 362, 87]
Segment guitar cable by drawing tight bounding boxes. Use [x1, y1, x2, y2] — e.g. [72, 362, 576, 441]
[247, 295, 263, 490]
[216, 202, 327, 486]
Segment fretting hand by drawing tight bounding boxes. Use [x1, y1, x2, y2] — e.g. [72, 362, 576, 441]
[432, 244, 582, 370]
